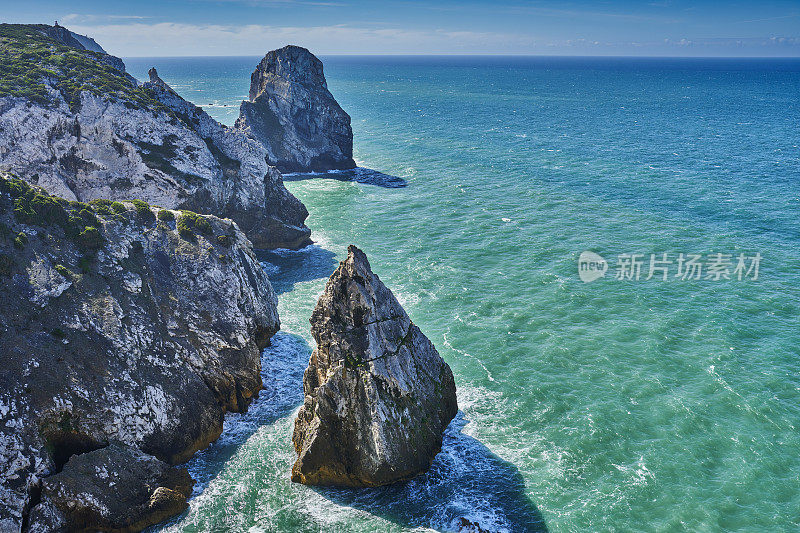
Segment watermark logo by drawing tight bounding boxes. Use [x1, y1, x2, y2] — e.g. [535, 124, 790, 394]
[578, 251, 608, 283]
[578, 251, 761, 282]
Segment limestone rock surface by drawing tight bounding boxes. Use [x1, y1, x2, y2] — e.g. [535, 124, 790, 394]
[236, 45, 356, 173]
[27, 444, 193, 533]
[0, 174, 279, 530]
[142, 67, 311, 249]
[0, 25, 310, 250]
[292, 246, 457, 487]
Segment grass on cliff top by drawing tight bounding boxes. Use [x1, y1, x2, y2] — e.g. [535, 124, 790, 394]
[0, 173, 104, 252]
[1, 172, 217, 246]
[0, 24, 172, 114]
[0, 173, 225, 259]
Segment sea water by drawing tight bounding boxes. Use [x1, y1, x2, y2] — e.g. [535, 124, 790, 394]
[125, 56, 800, 532]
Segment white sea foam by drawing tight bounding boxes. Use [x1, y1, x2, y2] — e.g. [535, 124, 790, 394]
[181, 332, 310, 496]
[443, 321, 495, 382]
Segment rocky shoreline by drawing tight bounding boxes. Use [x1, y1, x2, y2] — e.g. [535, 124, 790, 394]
[0, 173, 279, 530]
[0, 23, 455, 532]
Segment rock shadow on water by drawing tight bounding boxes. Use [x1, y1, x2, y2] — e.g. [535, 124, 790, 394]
[181, 332, 310, 496]
[282, 167, 408, 188]
[313, 413, 548, 533]
[256, 244, 338, 295]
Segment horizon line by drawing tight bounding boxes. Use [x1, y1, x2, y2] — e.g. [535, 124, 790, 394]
[121, 53, 800, 59]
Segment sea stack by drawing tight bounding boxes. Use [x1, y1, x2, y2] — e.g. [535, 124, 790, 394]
[292, 245, 457, 486]
[236, 45, 356, 173]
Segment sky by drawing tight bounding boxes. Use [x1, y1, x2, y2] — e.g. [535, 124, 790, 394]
[2, 0, 800, 57]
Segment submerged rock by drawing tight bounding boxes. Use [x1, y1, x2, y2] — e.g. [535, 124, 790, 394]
[27, 444, 193, 532]
[236, 45, 356, 173]
[0, 174, 279, 530]
[0, 24, 310, 250]
[292, 245, 457, 486]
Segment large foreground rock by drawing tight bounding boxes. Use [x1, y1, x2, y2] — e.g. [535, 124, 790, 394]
[292, 246, 457, 486]
[236, 45, 356, 173]
[0, 174, 279, 530]
[0, 24, 310, 250]
[27, 444, 193, 532]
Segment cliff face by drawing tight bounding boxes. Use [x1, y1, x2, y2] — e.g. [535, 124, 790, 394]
[0, 173, 279, 530]
[0, 24, 311, 250]
[142, 68, 311, 249]
[27, 444, 194, 532]
[236, 45, 356, 173]
[292, 246, 458, 487]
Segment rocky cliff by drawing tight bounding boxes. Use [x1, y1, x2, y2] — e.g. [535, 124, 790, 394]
[142, 67, 311, 249]
[236, 45, 356, 173]
[0, 24, 311, 250]
[0, 173, 279, 530]
[27, 444, 194, 532]
[34, 24, 130, 78]
[292, 246, 457, 487]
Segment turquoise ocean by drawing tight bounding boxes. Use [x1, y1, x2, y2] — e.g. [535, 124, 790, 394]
[125, 56, 800, 532]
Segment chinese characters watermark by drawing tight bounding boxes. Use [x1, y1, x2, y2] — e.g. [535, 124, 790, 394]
[578, 251, 761, 283]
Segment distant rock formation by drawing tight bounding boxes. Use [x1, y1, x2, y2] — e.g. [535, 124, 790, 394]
[0, 174, 279, 530]
[292, 245, 457, 486]
[236, 45, 356, 173]
[35, 23, 88, 50]
[0, 25, 311, 250]
[147, 67, 178, 94]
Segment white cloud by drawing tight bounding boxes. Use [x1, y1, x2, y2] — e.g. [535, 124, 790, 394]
[62, 14, 151, 24]
[61, 21, 800, 57]
[63, 22, 538, 56]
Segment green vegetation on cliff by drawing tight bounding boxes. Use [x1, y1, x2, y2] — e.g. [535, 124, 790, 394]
[0, 173, 103, 251]
[177, 210, 213, 240]
[0, 174, 224, 261]
[0, 24, 170, 113]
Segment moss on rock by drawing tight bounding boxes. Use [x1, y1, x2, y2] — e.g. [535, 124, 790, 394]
[130, 199, 155, 224]
[13, 232, 28, 250]
[177, 210, 212, 240]
[1, 175, 103, 248]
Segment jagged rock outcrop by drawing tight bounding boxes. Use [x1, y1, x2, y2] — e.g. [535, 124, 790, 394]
[236, 45, 356, 173]
[292, 246, 457, 487]
[27, 444, 193, 532]
[0, 24, 311, 250]
[143, 67, 311, 249]
[0, 173, 279, 530]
